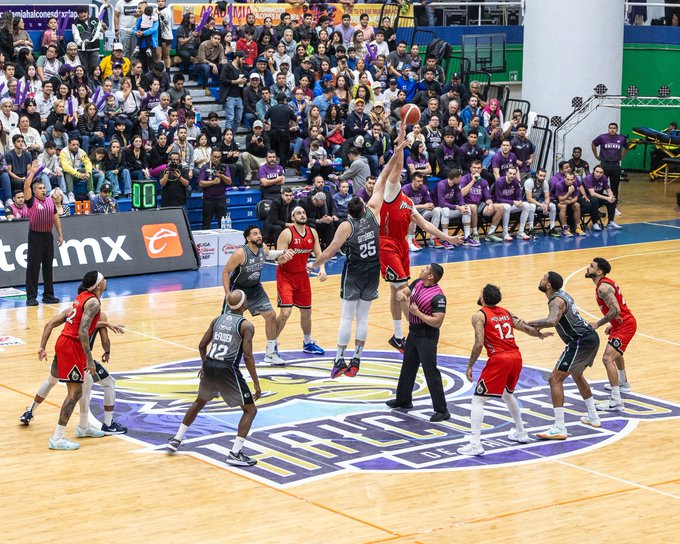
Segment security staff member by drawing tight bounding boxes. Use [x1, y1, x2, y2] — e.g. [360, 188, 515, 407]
[386, 263, 450, 422]
[23, 163, 64, 306]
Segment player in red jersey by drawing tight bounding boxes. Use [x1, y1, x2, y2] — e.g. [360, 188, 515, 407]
[585, 257, 637, 411]
[275, 205, 327, 355]
[40, 271, 109, 450]
[381, 156, 463, 353]
[458, 284, 550, 456]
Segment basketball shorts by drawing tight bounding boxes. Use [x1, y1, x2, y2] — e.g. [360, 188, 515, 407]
[50, 359, 108, 382]
[555, 332, 600, 374]
[222, 284, 272, 316]
[341, 262, 380, 301]
[276, 268, 312, 309]
[474, 351, 523, 397]
[379, 237, 410, 283]
[54, 336, 87, 383]
[608, 316, 637, 354]
[198, 359, 254, 407]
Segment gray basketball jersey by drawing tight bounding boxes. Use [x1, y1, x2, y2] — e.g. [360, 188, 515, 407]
[344, 209, 379, 266]
[549, 290, 594, 344]
[524, 177, 548, 202]
[230, 245, 266, 289]
[207, 313, 245, 367]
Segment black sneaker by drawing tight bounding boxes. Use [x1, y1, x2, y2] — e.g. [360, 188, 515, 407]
[549, 227, 561, 238]
[42, 295, 60, 304]
[226, 450, 257, 466]
[430, 411, 451, 422]
[385, 399, 413, 409]
[19, 409, 34, 425]
[26, 299, 39, 306]
[388, 335, 405, 353]
[330, 358, 347, 379]
[344, 357, 360, 377]
[102, 421, 128, 435]
[166, 437, 182, 452]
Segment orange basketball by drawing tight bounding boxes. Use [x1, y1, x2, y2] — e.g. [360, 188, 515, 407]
[401, 104, 421, 125]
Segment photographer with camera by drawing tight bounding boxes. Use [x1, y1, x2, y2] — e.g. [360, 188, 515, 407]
[90, 182, 119, 214]
[240, 120, 270, 182]
[199, 150, 232, 229]
[160, 150, 189, 208]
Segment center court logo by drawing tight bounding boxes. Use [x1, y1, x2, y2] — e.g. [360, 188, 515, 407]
[90, 351, 680, 488]
[141, 223, 183, 258]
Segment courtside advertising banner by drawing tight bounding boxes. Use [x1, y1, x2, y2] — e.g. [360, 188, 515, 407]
[0, 208, 200, 288]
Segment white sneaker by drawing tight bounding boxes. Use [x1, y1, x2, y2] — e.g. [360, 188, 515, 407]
[49, 437, 80, 450]
[263, 352, 286, 366]
[580, 415, 602, 428]
[604, 381, 631, 393]
[592, 223, 602, 232]
[517, 231, 531, 241]
[596, 398, 625, 412]
[507, 428, 532, 443]
[615, 208, 622, 216]
[75, 424, 106, 438]
[457, 442, 484, 456]
[536, 426, 568, 440]
[407, 240, 422, 252]
[67, 192, 75, 204]
[607, 221, 622, 230]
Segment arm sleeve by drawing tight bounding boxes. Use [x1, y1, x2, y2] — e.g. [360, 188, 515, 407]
[431, 294, 446, 314]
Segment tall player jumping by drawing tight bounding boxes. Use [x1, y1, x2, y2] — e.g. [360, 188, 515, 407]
[275, 205, 327, 355]
[585, 257, 637, 410]
[381, 147, 464, 353]
[309, 125, 409, 378]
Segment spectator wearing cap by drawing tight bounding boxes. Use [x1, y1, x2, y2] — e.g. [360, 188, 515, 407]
[236, 28, 258, 69]
[396, 65, 421, 103]
[100, 43, 131, 80]
[344, 98, 372, 140]
[274, 61, 295, 92]
[36, 44, 62, 82]
[368, 100, 392, 134]
[243, 72, 262, 130]
[294, 57, 315, 87]
[72, 6, 103, 75]
[219, 50, 247, 134]
[90, 181, 119, 214]
[196, 31, 226, 94]
[62, 42, 82, 69]
[442, 72, 469, 105]
[251, 56, 274, 89]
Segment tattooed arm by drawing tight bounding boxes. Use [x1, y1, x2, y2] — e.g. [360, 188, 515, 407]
[466, 311, 486, 382]
[79, 298, 101, 375]
[591, 283, 620, 330]
[510, 312, 553, 339]
[527, 297, 566, 330]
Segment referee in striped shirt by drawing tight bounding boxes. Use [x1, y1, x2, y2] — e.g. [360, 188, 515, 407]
[23, 163, 64, 306]
[386, 263, 450, 422]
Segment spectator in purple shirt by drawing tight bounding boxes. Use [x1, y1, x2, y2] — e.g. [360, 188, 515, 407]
[491, 140, 519, 181]
[510, 124, 535, 175]
[553, 171, 584, 237]
[488, 166, 529, 242]
[434, 127, 461, 178]
[432, 169, 480, 248]
[334, 14, 355, 47]
[582, 165, 620, 231]
[406, 141, 432, 180]
[461, 160, 499, 242]
[354, 175, 375, 203]
[591, 122, 629, 206]
[258, 150, 286, 201]
[549, 161, 571, 198]
[402, 172, 434, 251]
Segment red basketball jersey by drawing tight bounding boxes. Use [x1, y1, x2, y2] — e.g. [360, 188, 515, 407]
[480, 306, 519, 356]
[380, 191, 414, 241]
[279, 225, 315, 274]
[61, 291, 101, 341]
[595, 277, 633, 325]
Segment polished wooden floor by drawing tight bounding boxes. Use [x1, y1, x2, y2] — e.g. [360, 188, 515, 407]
[2, 176, 680, 543]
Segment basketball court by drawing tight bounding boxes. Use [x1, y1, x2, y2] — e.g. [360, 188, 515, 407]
[2, 179, 680, 542]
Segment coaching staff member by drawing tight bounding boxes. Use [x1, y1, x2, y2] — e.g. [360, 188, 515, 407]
[23, 162, 64, 306]
[386, 263, 450, 422]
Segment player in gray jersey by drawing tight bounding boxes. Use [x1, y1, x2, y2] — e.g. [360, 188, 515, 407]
[221, 225, 293, 366]
[167, 290, 261, 467]
[527, 271, 602, 440]
[309, 124, 409, 378]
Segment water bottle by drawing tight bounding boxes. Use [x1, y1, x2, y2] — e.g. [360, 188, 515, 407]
[225, 212, 232, 230]
[220, 216, 227, 231]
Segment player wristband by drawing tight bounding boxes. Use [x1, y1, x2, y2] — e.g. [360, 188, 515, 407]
[103, 351, 110, 354]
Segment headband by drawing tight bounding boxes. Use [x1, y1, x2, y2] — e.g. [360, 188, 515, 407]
[88, 272, 104, 292]
[228, 290, 246, 310]
[291, 206, 305, 216]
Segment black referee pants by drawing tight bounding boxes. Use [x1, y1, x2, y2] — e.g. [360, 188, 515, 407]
[395, 332, 448, 413]
[26, 230, 55, 301]
[602, 161, 621, 203]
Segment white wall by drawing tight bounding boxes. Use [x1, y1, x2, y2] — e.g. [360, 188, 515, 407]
[522, 0, 624, 170]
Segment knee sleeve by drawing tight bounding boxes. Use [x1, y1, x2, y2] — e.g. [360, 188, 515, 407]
[355, 299, 372, 342]
[100, 376, 116, 406]
[79, 373, 93, 413]
[36, 374, 59, 398]
[338, 299, 358, 346]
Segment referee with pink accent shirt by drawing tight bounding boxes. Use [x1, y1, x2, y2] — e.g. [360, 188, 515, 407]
[23, 163, 64, 306]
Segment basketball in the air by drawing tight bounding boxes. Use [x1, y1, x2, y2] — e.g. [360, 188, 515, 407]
[401, 104, 421, 125]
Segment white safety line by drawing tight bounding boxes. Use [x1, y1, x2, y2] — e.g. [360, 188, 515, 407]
[644, 222, 680, 230]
